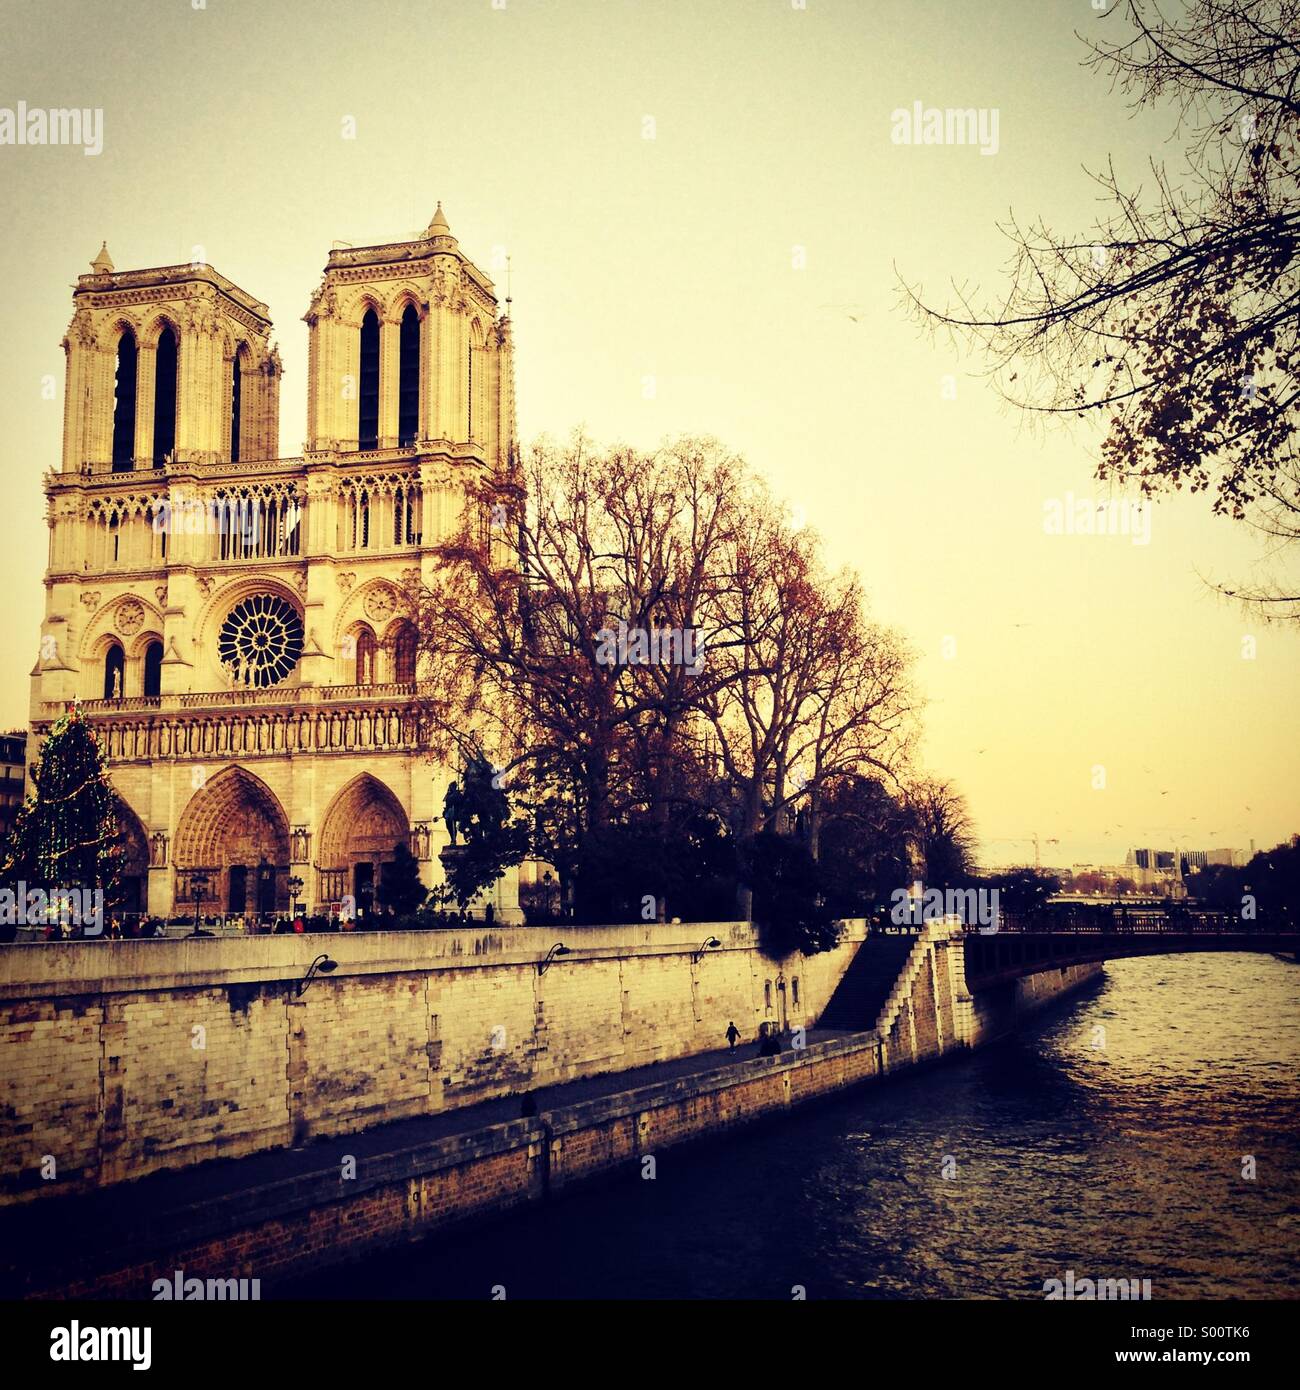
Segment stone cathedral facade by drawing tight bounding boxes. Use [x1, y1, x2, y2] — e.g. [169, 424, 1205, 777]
[29, 205, 522, 922]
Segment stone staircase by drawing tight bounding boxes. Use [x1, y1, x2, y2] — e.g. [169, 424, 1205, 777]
[817, 934, 919, 1032]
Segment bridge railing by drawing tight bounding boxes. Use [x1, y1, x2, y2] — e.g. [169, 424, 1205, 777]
[977, 907, 1250, 935]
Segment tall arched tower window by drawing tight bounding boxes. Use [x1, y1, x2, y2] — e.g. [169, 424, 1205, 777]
[358, 309, 380, 450]
[152, 326, 178, 465]
[398, 304, 420, 446]
[103, 643, 125, 700]
[229, 349, 243, 462]
[391, 621, 417, 682]
[466, 336, 475, 441]
[143, 641, 163, 697]
[111, 331, 137, 471]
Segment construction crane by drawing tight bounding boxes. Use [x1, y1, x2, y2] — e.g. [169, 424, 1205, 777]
[985, 834, 1060, 870]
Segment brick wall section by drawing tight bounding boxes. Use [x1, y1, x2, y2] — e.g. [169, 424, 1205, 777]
[911, 954, 940, 1060]
[50, 1125, 545, 1298]
[934, 944, 955, 1044]
[0, 999, 102, 1193]
[965, 962, 1104, 1049]
[106, 987, 289, 1183]
[19, 1034, 887, 1296]
[294, 975, 433, 1140]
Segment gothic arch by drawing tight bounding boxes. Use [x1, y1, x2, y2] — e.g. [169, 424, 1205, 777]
[386, 617, 418, 682]
[467, 318, 485, 442]
[80, 597, 165, 670]
[110, 324, 139, 468]
[101, 641, 125, 701]
[123, 626, 161, 658]
[138, 312, 183, 351]
[112, 797, 150, 913]
[104, 315, 140, 346]
[174, 766, 291, 915]
[341, 620, 378, 685]
[317, 773, 410, 913]
[387, 285, 426, 323]
[349, 290, 388, 330]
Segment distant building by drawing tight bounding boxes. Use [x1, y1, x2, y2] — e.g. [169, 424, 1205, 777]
[0, 732, 27, 847]
[1126, 845, 1243, 892]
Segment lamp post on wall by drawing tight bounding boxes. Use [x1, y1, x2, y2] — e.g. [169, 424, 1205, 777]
[537, 943, 570, 976]
[297, 954, 338, 997]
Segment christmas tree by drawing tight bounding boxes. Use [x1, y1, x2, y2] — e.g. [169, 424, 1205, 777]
[2, 704, 122, 901]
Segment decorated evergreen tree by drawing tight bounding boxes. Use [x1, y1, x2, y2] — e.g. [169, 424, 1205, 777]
[2, 705, 122, 902]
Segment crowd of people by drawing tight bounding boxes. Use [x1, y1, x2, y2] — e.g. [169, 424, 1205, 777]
[25, 901, 501, 941]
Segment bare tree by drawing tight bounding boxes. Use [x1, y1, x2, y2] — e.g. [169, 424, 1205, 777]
[905, 778, 977, 887]
[903, 0, 1300, 617]
[411, 431, 922, 922]
[410, 434, 746, 908]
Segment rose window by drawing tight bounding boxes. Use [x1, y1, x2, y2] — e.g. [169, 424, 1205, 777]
[217, 595, 303, 688]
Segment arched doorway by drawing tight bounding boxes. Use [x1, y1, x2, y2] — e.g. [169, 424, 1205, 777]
[173, 767, 290, 919]
[318, 774, 409, 922]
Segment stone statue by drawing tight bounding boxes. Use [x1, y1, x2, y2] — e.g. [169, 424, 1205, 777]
[442, 780, 463, 845]
[111, 669, 122, 700]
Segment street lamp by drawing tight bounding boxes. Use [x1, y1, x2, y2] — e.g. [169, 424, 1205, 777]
[287, 875, 304, 921]
[538, 943, 570, 976]
[297, 954, 338, 997]
[692, 936, 721, 964]
[188, 871, 210, 936]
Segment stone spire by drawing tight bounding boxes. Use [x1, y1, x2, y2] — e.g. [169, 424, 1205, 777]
[426, 203, 455, 242]
[90, 241, 114, 275]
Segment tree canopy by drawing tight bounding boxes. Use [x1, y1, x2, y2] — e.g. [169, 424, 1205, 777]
[905, 0, 1300, 616]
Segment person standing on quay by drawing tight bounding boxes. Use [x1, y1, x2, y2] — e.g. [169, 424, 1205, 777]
[725, 1021, 741, 1051]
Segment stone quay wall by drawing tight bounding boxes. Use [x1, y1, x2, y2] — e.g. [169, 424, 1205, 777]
[0, 920, 866, 1204]
[0, 920, 1104, 1296]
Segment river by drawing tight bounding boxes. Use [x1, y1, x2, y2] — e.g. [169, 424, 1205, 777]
[281, 952, 1300, 1300]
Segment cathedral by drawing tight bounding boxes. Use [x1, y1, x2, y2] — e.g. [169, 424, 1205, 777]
[29, 205, 522, 922]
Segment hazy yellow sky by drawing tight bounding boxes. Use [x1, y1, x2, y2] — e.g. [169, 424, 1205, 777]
[2, 0, 1296, 867]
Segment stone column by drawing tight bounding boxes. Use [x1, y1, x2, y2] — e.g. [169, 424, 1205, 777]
[61, 321, 92, 472]
[335, 318, 359, 450]
[133, 343, 157, 466]
[379, 317, 400, 447]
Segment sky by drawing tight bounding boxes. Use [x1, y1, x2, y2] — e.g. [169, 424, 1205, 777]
[1, 0, 1296, 868]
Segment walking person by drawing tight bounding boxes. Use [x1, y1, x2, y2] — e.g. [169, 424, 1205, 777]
[725, 1020, 741, 1051]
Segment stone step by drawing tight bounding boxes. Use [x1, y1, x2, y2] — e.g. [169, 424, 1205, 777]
[817, 937, 918, 1031]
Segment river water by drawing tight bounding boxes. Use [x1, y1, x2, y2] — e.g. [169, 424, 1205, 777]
[284, 953, 1300, 1300]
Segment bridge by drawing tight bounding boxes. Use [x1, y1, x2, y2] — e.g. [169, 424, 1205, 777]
[961, 908, 1300, 987]
[818, 908, 1299, 1034]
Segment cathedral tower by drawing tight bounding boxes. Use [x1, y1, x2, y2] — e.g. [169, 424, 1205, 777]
[31, 212, 521, 923]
